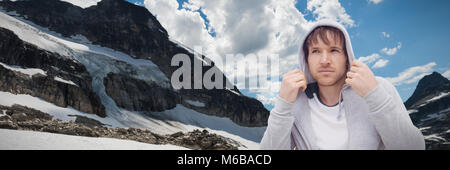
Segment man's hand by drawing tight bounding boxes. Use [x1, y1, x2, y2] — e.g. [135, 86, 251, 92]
[279, 69, 307, 103]
[345, 60, 379, 98]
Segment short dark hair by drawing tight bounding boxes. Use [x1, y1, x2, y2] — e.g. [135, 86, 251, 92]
[303, 26, 348, 63]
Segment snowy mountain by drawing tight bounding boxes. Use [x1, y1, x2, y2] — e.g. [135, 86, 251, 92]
[0, 0, 268, 149]
[405, 72, 450, 150]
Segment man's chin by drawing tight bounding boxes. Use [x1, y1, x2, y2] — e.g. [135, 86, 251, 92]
[317, 81, 336, 86]
[316, 77, 340, 86]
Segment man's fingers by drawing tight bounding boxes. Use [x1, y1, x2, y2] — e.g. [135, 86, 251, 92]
[349, 65, 359, 73]
[352, 60, 363, 66]
[353, 60, 368, 69]
[347, 72, 356, 79]
[283, 69, 302, 78]
[295, 81, 307, 91]
[345, 78, 352, 85]
[285, 72, 305, 81]
[289, 69, 302, 74]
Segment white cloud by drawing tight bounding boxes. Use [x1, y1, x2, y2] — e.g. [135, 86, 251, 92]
[381, 42, 402, 56]
[369, 0, 384, 4]
[382, 32, 390, 38]
[372, 59, 389, 69]
[144, 0, 215, 54]
[143, 0, 355, 106]
[307, 0, 355, 27]
[443, 70, 450, 79]
[144, 0, 315, 82]
[358, 53, 382, 64]
[385, 62, 436, 86]
[404, 72, 431, 84]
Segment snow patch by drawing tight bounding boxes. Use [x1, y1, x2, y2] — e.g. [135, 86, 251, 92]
[408, 109, 418, 114]
[418, 92, 450, 108]
[70, 34, 92, 44]
[185, 100, 206, 107]
[419, 126, 431, 131]
[0, 62, 47, 78]
[60, 0, 101, 9]
[54, 76, 78, 87]
[227, 89, 241, 96]
[427, 92, 450, 103]
[0, 129, 189, 150]
[424, 134, 446, 142]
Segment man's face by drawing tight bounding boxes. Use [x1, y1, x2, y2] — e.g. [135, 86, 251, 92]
[307, 32, 348, 87]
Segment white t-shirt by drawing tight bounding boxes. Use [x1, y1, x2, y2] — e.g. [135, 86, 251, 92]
[308, 93, 348, 150]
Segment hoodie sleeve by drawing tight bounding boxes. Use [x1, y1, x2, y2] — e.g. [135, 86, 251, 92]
[259, 96, 295, 150]
[363, 77, 426, 150]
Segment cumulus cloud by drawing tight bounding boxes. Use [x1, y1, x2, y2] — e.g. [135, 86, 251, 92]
[359, 53, 382, 64]
[381, 42, 402, 56]
[307, 0, 355, 27]
[372, 59, 389, 69]
[443, 70, 450, 79]
[382, 32, 390, 38]
[385, 62, 436, 86]
[369, 0, 384, 4]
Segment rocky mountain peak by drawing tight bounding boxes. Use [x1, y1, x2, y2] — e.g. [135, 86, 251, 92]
[405, 72, 450, 109]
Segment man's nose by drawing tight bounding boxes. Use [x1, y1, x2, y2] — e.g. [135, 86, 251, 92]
[319, 52, 331, 65]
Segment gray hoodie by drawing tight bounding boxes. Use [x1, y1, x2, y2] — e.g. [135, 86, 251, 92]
[260, 20, 425, 150]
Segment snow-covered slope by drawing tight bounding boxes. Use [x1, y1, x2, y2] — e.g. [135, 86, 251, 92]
[0, 10, 265, 149]
[60, 0, 101, 9]
[0, 129, 188, 150]
[0, 62, 47, 77]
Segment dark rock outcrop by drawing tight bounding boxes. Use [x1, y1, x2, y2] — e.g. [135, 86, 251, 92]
[103, 72, 179, 112]
[0, 27, 106, 117]
[180, 89, 269, 127]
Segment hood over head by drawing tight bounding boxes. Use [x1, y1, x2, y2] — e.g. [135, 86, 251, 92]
[298, 20, 356, 85]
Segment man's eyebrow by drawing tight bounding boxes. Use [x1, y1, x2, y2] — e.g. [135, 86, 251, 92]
[330, 46, 343, 49]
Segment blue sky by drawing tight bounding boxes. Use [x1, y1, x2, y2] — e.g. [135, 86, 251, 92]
[127, 0, 450, 110]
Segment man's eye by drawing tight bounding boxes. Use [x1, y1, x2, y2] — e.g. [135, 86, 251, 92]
[312, 50, 319, 53]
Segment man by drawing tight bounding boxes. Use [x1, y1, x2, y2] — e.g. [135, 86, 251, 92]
[260, 20, 425, 150]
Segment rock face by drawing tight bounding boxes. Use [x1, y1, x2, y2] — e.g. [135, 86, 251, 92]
[103, 72, 179, 112]
[0, 104, 239, 150]
[0, 27, 106, 117]
[404, 72, 450, 150]
[180, 89, 269, 127]
[0, 0, 269, 126]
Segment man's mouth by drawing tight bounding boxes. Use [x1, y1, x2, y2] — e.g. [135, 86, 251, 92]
[318, 69, 334, 73]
